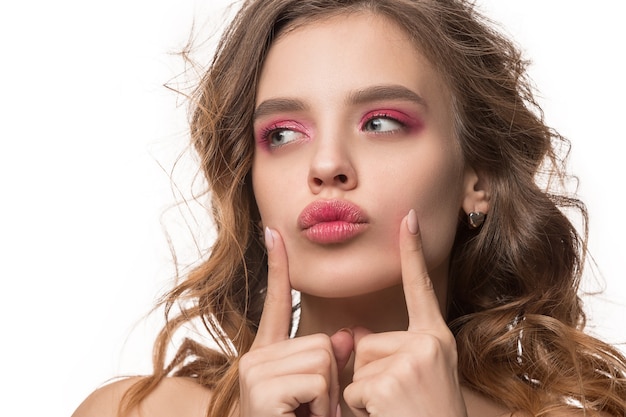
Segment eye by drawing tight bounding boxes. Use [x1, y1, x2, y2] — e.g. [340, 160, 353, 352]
[266, 128, 305, 148]
[363, 116, 404, 133]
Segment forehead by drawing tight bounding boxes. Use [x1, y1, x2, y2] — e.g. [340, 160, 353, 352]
[256, 12, 449, 118]
[256, 12, 450, 106]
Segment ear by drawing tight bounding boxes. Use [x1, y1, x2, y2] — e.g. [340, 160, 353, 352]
[462, 166, 490, 215]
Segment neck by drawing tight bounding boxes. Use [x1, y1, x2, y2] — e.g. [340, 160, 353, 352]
[295, 284, 409, 337]
[294, 263, 449, 337]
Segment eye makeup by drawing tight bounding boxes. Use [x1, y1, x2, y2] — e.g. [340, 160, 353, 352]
[359, 108, 424, 135]
[255, 119, 311, 150]
[253, 101, 425, 152]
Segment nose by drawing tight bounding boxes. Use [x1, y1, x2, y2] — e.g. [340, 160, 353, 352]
[308, 139, 358, 193]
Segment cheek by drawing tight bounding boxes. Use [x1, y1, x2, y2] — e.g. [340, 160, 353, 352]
[418, 170, 464, 266]
[251, 158, 274, 224]
[251, 157, 301, 226]
[251, 169, 274, 225]
[378, 150, 464, 264]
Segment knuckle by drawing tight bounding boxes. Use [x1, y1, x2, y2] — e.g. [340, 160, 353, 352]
[238, 352, 265, 385]
[395, 352, 417, 375]
[418, 333, 443, 359]
[416, 271, 434, 291]
[441, 330, 458, 349]
[392, 353, 424, 385]
[238, 352, 254, 373]
[311, 332, 332, 348]
[405, 332, 460, 372]
[403, 334, 444, 373]
[309, 348, 333, 370]
[369, 374, 398, 402]
[310, 373, 329, 392]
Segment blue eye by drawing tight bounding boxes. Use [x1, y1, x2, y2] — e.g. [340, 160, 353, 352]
[266, 128, 305, 148]
[363, 117, 403, 133]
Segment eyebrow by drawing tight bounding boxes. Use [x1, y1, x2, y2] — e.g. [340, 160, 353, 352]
[253, 98, 308, 122]
[346, 85, 427, 108]
[253, 84, 426, 122]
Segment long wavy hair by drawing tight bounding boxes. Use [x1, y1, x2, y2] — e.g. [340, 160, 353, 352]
[121, 0, 626, 416]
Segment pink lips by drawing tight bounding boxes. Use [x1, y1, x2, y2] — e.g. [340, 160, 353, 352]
[298, 200, 368, 244]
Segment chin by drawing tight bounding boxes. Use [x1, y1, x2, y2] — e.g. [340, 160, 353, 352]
[290, 266, 401, 299]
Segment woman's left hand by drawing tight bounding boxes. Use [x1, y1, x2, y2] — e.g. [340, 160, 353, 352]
[343, 209, 468, 417]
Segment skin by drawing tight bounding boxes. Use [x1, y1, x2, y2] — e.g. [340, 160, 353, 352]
[251, 10, 490, 342]
[246, 12, 491, 417]
[73, 10, 599, 417]
[252, 12, 477, 303]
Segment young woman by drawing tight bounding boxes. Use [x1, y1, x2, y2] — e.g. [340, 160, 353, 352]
[73, 0, 626, 416]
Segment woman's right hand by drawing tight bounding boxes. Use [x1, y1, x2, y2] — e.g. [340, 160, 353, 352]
[238, 227, 352, 417]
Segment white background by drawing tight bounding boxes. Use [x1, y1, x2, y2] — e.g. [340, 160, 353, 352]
[0, 1, 624, 416]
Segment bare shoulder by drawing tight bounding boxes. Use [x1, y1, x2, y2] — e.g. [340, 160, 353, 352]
[71, 376, 212, 417]
[462, 386, 612, 417]
[462, 386, 511, 417]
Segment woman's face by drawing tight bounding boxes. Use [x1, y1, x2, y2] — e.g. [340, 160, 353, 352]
[252, 12, 473, 298]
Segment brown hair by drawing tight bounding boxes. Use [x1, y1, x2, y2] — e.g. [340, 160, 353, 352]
[121, 1, 626, 416]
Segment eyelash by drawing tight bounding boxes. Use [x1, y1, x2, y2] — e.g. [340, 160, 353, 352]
[256, 111, 414, 150]
[361, 113, 406, 134]
[259, 122, 307, 149]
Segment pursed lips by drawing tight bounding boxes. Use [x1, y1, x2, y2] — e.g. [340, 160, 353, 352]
[298, 199, 368, 244]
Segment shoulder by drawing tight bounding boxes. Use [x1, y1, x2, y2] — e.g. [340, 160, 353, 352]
[71, 376, 212, 417]
[462, 386, 511, 417]
[462, 386, 612, 417]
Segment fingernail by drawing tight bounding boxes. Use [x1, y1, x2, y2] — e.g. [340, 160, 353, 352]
[407, 209, 419, 235]
[264, 227, 275, 251]
[336, 404, 342, 417]
[338, 327, 353, 337]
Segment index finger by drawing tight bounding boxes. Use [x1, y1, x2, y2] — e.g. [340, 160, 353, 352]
[400, 209, 447, 331]
[252, 227, 293, 349]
